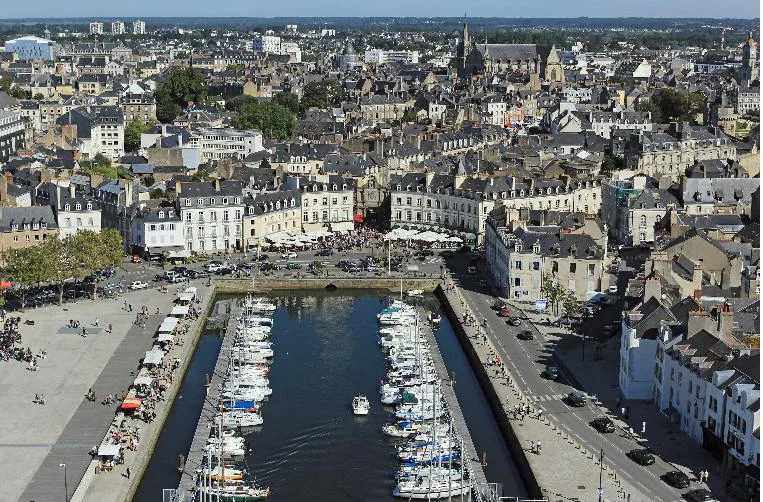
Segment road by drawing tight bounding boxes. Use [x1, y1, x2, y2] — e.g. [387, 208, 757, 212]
[446, 252, 704, 502]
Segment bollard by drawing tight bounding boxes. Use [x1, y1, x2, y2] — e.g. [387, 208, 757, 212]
[177, 455, 185, 473]
[205, 374, 210, 387]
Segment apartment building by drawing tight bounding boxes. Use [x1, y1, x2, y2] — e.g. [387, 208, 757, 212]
[242, 190, 301, 248]
[176, 180, 245, 253]
[56, 105, 124, 161]
[187, 128, 263, 162]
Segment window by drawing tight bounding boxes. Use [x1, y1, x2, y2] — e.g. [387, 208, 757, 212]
[532, 261, 540, 271]
[513, 260, 522, 270]
[197, 198, 203, 206]
[588, 264, 595, 276]
[569, 263, 577, 274]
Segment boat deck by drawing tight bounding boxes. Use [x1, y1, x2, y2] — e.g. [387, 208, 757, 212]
[177, 300, 241, 498]
[417, 308, 489, 492]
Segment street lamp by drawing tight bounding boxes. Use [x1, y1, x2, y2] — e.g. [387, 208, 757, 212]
[597, 448, 604, 502]
[59, 463, 68, 502]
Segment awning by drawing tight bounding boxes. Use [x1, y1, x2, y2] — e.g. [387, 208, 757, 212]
[97, 444, 122, 457]
[177, 293, 195, 302]
[331, 221, 354, 232]
[143, 348, 165, 366]
[133, 375, 153, 386]
[183, 287, 197, 295]
[170, 305, 190, 317]
[354, 214, 364, 223]
[157, 333, 175, 343]
[303, 222, 327, 233]
[157, 317, 178, 333]
[120, 397, 142, 410]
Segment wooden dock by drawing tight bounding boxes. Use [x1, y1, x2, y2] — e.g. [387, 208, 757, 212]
[418, 308, 490, 495]
[177, 300, 241, 498]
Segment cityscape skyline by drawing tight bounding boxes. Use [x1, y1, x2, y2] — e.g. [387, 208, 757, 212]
[0, 0, 759, 20]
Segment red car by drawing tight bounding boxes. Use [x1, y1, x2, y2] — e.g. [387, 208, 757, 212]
[498, 307, 511, 317]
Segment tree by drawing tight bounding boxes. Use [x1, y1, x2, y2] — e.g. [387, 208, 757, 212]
[155, 66, 208, 123]
[225, 94, 258, 112]
[0, 75, 13, 93]
[141, 175, 156, 187]
[68, 230, 124, 300]
[601, 150, 624, 172]
[635, 100, 662, 123]
[149, 188, 169, 199]
[39, 236, 75, 305]
[647, 88, 708, 124]
[32, 93, 44, 101]
[541, 274, 564, 316]
[561, 291, 580, 318]
[226, 64, 245, 72]
[1, 245, 43, 309]
[8, 86, 30, 100]
[272, 92, 300, 114]
[232, 102, 297, 140]
[300, 78, 343, 111]
[124, 120, 153, 153]
[402, 109, 418, 123]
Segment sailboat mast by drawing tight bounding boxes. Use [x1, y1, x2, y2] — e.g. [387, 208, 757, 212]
[448, 416, 453, 501]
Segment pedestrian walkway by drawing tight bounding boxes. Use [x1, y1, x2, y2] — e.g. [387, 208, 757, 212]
[440, 282, 644, 502]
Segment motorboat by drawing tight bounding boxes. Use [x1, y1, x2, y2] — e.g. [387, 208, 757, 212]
[196, 465, 246, 481]
[197, 485, 271, 501]
[393, 474, 468, 499]
[352, 395, 370, 415]
[246, 316, 273, 327]
[406, 290, 424, 297]
[382, 420, 422, 437]
[217, 411, 264, 428]
[428, 312, 441, 325]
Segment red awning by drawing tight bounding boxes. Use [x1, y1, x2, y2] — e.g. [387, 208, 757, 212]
[0, 281, 15, 288]
[120, 398, 142, 410]
[354, 214, 364, 223]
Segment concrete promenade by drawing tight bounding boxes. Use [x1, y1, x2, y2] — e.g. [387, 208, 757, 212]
[0, 280, 212, 502]
[438, 283, 644, 502]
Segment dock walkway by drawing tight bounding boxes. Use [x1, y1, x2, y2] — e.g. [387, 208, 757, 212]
[418, 308, 492, 500]
[177, 300, 241, 498]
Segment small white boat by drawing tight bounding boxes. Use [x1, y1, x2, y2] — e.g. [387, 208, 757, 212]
[352, 395, 370, 415]
[217, 412, 264, 428]
[406, 290, 424, 297]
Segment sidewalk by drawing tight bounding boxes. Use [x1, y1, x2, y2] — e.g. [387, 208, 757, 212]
[441, 284, 643, 502]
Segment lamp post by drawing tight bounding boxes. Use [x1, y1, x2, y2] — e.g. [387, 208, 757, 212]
[59, 463, 68, 502]
[598, 448, 604, 502]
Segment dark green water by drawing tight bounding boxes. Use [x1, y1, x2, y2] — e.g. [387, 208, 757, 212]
[133, 292, 526, 501]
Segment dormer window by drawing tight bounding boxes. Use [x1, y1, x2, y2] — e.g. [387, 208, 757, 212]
[11, 223, 17, 231]
[222, 197, 229, 204]
[64, 203, 70, 211]
[210, 198, 215, 205]
[184, 199, 190, 206]
[248, 206, 254, 215]
[168, 210, 174, 217]
[235, 197, 241, 204]
[514, 243, 522, 252]
[533, 242, 541, 254]
[197, 198, 203, 206]
[158, 211, 165, 219]
[86, 203, 92, 210]
[75, 203, 81, 211]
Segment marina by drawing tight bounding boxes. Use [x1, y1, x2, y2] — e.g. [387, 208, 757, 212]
[137, 292, 526, 502]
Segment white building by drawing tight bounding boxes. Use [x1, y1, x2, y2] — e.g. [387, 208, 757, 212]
[253, 35, 281, 53]
[49, 182, 102, 238]
[364, 49, 420, 64]
[128, 204, 185, 258]
[286, 175, 355, 233]
[280, 41, 302, 63]
[4, 36, 57, 61]
[177, 180, 245, 253]
[89, 22, 104, 35]
[187, 128, 263, 162]
[111, 21, 125, 35]
[56, 106, 124, 162]
[132, 20, 146, 35]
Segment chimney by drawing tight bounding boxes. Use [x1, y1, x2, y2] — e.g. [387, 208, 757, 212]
[69, 182, 76, 199]
[178, 134, 183, 148]
[176, 182, 182, 195]
[692, 262, 703, 290]
[687, 308, 714, 338]
[644, 276, 661, 302]
[718, 302, 735, 340]
[214, 178, 221, 192]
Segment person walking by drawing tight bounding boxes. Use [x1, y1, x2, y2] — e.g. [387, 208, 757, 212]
[127, 466, 131, 479]
[108, 322, 113, 333]
[530, 441, 535, 453]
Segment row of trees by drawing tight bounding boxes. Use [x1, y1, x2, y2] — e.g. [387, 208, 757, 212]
[1, 230, 124, 308]
[635, 88, 707, 124]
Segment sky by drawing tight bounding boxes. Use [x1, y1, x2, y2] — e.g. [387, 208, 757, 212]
[0, 0, 759, 19]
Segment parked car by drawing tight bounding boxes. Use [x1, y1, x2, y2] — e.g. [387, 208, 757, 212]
[316, 249, 333, 257]
[130, 255, 142, 263]
[543, 365, 559, 380]
[215, 267, 233, 276]
[286, 262, 302, 270]
[506, 316, 521, 326]
[627, 448, 655, 466]
[591, 417, 615, 433]
[516, 330, 533, 340]
[663, 471, 690, 489]
[566, 391, 587, 407]
[128, 281, 148, 290]
[282, 252, 298, 259]
[186, 270, 209, 279]
[206, 261, 224, 273]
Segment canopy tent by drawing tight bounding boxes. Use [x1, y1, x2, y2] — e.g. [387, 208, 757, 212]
[331, 221, 354, 232]
[120, 397, 142, 410]
[157, 333, 175, 343]
[143, 348, 165, 366]
[133, 375, 153, 387]
[97, 444, 121, 457]
[170, 305, 190, 317]
[157, 317, 178, 333]
[183, 287, 197, 295]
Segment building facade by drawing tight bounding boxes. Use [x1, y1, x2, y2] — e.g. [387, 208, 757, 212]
[177, 180, 245, 253]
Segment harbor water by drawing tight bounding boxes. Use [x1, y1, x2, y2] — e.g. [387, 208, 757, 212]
[134, 292, 526, 501]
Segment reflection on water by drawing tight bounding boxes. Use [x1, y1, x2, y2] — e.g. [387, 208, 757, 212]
[134, 292, 526, 502]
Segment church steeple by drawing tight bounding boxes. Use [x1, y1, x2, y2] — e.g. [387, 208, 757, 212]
[456, 14, 470, 78]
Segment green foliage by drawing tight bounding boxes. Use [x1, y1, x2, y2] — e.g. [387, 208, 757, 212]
[141, 175, 156, 187]
[0, 75, 13, 93]
[32, 93, 44, 101]
[300, 78, 343, 111]
[124, 120, 154, 153]
[647, 88, 707, 124]
[225, 94, 258, 112]
[155, 66, 208, 123]
[401, 109, 418, 123]
[272, 92, 300, 114]
[85, 154, 132, 180]
[226, 64, 245, 72]
[635, 100, 662, 123]
[601, 150, 624, 172]
[232, 101, 297, 140]
[8, 86, 30, 100]
[39, 236, 74, 305]
[149, 188, 170, 199]
[68, 230, 124, 299]
[1, 246, 43, 308]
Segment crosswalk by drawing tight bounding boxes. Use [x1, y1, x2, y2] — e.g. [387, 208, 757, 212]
[527, 393, 567, 402]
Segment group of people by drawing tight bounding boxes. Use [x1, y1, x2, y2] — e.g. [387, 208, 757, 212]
[0, 317, 28, 362]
